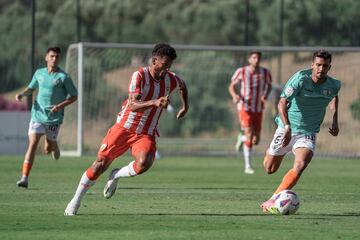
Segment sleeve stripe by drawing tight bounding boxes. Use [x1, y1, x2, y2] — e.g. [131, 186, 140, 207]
[231, 68, 242, 83]
[129, 71, 140, 92]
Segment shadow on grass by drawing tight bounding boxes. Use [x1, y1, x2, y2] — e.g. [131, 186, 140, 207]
[294, 212, 360, 218]
[84, 212, 268, 217]
[79, 212, 360, 218]
[118, 187, 269, 191]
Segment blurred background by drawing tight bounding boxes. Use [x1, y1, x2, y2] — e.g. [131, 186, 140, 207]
[1, 0, 360, 157]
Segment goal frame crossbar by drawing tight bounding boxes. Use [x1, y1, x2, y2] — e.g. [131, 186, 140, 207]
[64, 42, 360, 156]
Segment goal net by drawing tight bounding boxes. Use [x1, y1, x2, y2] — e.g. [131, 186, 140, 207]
[61, 43, 360, 157]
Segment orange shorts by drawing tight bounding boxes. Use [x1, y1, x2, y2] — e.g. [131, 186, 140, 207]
[238, 110, 263, 132]
[98, 124, 156, 161]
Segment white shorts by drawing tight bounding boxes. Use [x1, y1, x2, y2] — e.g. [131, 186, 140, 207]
[267, 127, 316, 156]
[28, 120, 60, 141]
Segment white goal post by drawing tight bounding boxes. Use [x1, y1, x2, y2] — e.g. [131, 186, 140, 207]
[61, 42, 360, 157]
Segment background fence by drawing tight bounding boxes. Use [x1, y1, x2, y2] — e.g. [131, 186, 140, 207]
[60, 43, 360, 157]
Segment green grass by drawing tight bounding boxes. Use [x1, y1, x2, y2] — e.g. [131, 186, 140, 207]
[0, 154, 359, 240]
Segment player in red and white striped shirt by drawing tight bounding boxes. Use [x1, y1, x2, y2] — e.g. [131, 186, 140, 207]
[228, 51, 272, 174]
[65, 43, 189, 216]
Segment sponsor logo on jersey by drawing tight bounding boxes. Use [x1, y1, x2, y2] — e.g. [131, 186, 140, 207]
[322, 89, 332, 96]
[100, 143, 107, 151]
[285, 87, 294, 97]
[52, 78, 61, 86]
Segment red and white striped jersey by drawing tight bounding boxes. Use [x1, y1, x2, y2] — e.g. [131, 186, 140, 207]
[231, 66, 272, 112]
[116, 67, 184, 136]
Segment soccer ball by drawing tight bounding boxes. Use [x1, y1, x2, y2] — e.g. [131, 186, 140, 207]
[274, 190, 300, 215]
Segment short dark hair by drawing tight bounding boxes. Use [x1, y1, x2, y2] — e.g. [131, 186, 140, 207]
[313, 50, 331, 63]
[46, 47, 61, 54]
[249, 51, 262, 57]
[152, 43, 177, 60]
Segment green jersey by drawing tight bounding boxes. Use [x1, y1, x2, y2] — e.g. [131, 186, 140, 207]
[28, 67, 78, 125]
[275, 69, 341, 135]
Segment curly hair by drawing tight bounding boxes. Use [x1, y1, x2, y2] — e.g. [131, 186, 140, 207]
[46, 47, 61, 54]
[152, 43, 177, 60]
[313, 50, 332, 63]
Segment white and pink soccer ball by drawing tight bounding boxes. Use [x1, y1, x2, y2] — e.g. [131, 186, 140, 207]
[274, 190, 300, 215]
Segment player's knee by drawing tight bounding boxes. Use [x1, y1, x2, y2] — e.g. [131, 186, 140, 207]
[293, 162, 309, 174]
[265, 166, 277, 174]
[252, 133, 260, 145]
[92, 157, 110, 176]
[44, 146, 51, 154]
[263, 158, 277, 174]
[43, 143, 52, 154]
[263, 162, 276, 174]
[134, 154, 154, 174]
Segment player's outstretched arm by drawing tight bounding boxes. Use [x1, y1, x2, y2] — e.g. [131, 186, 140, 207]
[262, 70, 272, 102]
[228, 81, 240, 104]
[329, 96, 339, 136]
[128, 93, 169, 112]
[51, 96, 78, 113]
[15, 88, 34, 102]
[278, 97, 291, 147]
[176, 83, 189, 120]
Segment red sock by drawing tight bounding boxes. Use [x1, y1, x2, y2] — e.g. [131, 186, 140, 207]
[86, 168, 99, 181]
[274, 169, 300, 194]
[244, 140, 253, 148]
[22, 162, 33, 177]
[132, 161, 141, 174]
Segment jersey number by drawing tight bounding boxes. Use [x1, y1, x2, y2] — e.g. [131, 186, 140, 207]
[273, 135, 282, 144]
[305, 135, 315, 141]
[48, 125, 59, 131]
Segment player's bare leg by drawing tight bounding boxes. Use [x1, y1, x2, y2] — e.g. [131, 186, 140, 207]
[261, 152, 285, 212]
[243, 127, 255, 174]
[17, 134, 42, 188]
[263, 152, 285, 175]
[252, 130, 261, 146]
[64, 157, 111, 216]
[261, 148, 313, 213]
[235, 130, 246, 152]
[292, 147, 313, 174]
[273, 148, 313, 194]
[104, 151, 155, 199]
[44, 138, 60, 160]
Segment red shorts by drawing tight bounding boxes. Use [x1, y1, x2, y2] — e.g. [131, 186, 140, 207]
[98, 124, 156, 161]
[238, 110, 263, 132]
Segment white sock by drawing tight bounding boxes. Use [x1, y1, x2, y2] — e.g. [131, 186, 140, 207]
[71, 172, 96, 204]
[21, 176, 28, 181]
[243, 145, 252, 169]
[114, 161, 138, 179]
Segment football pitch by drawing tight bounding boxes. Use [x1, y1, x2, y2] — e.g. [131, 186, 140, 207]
[0, 154, 359, 240]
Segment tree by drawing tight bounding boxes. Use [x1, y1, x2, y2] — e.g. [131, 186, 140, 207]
[350, 96, 360, 121]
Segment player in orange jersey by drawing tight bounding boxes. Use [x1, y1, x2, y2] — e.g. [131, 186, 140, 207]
[65, 43, 189, 216]
[229, 51, 272, 174]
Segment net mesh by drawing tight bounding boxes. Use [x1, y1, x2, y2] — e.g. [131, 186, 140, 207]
[62, 44, 360, 157]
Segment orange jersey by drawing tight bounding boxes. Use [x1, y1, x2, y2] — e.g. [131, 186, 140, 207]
[231, 66, 272, 112]
[116, 67, 184, 136]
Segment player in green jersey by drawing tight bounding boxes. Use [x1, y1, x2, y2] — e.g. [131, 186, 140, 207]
[261, 50, 341, 213]
[15, 47, 78, 188]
